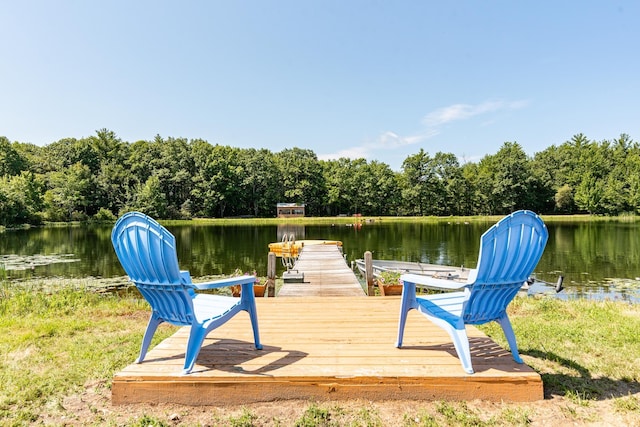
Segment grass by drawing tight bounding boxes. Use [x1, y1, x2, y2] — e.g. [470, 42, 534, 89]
[478, 296, 640, 399]
[151, 213, 640, 227]
[228, 408, 259, 427]
[294, 403, 334, 427]
[0, 280, 639, 425]
[614, 394, 640, 412]
[1, 213, 636, 234]
[0, 282, 177, 425]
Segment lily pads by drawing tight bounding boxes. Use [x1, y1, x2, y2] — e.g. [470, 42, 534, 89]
[0, 254, 80, 271]
[603, 277, 640, 290]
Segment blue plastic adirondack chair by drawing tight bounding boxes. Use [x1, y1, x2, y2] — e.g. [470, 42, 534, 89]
[111, 211, 262, 374]
[396, 210, 548, 374]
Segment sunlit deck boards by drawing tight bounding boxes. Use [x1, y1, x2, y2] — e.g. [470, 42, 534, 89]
[112, 297, 543, 405]
[277, 244, 366, 297]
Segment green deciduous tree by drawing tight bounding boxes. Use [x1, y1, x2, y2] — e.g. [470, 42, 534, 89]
[554, 184, 575, 213]
[322, 158, 353, 216]
[361, 161, 401, 216]
[475, 142, 538, 214]
[0, 136, 27, 177]
[574, 172, 604, 214]
[191, 145, 244, 218]
[240, 148, 280, 217]
[128, 175, 168, 219]
[0, 172, 44, 226]
[276, 148, 326, 216]
[401, 149, 435, 216]
[43, 163, 94, 221]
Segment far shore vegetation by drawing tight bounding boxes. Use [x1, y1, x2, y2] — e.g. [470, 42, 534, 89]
[2, 131, 640, 229]
[1, 279, 639, 425]
[2, 213, 640, 234]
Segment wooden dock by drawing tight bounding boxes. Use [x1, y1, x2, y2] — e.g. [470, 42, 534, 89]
[112, 297, 543, 405]
[277, 244, 366, 297]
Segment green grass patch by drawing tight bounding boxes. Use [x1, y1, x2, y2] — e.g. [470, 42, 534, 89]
[478, 296, 640, 399]
[0, 282, 175, 425]
[163, 213, 640, 227]
[294, 403, 334, 427]
[228, 407, 259, 427]
[614, 394, 640, 413]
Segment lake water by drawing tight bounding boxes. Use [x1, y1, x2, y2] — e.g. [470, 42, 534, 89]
[2, 220, 639, 302]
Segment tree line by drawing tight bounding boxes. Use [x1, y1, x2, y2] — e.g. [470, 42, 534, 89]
[0, 129, 638, 226]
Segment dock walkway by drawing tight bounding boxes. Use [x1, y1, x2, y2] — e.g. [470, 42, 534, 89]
[277, 244, 366, 297]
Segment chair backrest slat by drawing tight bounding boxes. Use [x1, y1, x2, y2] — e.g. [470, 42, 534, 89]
[463, 210, 548, 324]
[112, 212, 195, 326]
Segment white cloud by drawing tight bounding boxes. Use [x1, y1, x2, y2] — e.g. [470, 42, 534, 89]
[320, 99, 529, 166]
[377, 131, 410, 148]
[319, 128, 439, 162]
[376, 129, 439, 148]
[318, 146, 371, 161]
[422, 99, 529, 127]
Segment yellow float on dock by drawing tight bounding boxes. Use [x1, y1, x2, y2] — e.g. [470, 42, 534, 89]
[268, 239, 342, 257]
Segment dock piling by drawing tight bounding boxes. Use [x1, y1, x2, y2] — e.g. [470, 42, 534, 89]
[266, 252, 276, 297]
[364, 251, 374, 296]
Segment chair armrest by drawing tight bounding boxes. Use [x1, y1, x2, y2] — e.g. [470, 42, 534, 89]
[193, 275, 256, 290]
[400, 273, 470, 290]
[180, 270, 193, 284]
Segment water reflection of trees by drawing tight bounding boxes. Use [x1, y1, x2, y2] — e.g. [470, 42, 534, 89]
[3, 222, 640, 299]
[548, 223, 640, 284]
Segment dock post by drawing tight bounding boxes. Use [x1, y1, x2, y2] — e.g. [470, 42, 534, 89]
[267, 252, 276, 297]
[364, 251, 374, 296]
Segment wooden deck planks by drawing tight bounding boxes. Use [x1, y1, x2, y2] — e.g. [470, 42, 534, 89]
[112, 297, 543, 405]
[277, 245, 366, 297]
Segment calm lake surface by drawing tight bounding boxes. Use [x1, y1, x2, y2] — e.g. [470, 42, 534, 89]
[2, 220, 639, 302]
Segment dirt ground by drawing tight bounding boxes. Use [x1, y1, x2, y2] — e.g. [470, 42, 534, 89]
[46, 380, 640, 426]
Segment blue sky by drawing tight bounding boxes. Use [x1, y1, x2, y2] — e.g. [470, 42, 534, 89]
[1, 1, 638, 171]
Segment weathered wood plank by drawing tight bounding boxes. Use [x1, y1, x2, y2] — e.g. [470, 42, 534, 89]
[112, 297, 543, 405]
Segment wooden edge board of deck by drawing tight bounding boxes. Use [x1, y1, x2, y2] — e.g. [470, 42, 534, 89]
[112, 297, 543, 405]
[113, 376, 542, 406]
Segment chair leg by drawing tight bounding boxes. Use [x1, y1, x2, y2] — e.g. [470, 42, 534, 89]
[447, 325, 474, 374]
[241, 283, 263, 350]
[497, 314, 524, 364]
[137, 314, 163, 364]
[182, 326, 207, 375]
[419, 310, 474, 374]
[396, 282, 417, 348]
[249, 309, 262, 350]
[420, 309, 475, 374]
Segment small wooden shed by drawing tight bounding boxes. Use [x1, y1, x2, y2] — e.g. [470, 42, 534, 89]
[277, 203, 305, 218]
